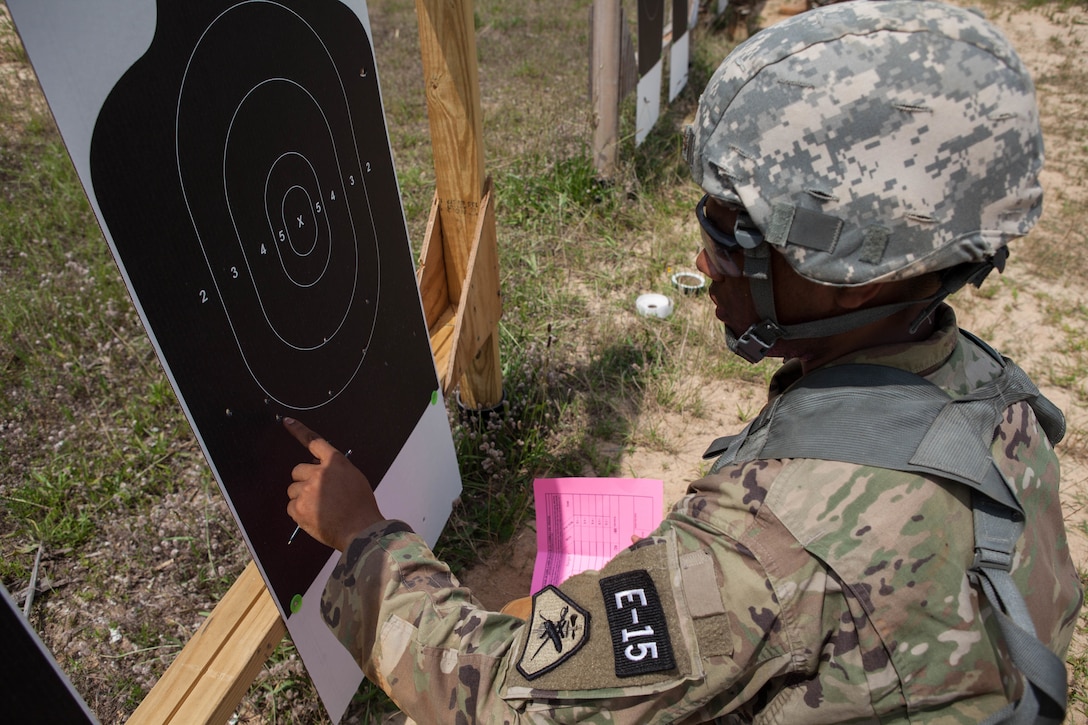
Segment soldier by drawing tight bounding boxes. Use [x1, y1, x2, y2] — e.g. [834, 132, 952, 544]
[285, 1, 1083, 722]
[713, 0, 767, 41]
[779, 0, 853, 18]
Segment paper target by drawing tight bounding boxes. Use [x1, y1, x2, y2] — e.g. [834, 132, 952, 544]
[80, 0, 447, 618]
[8, 1, 463, 719]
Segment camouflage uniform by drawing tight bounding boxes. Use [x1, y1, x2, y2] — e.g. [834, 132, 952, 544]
[321, 305, 1082, 723]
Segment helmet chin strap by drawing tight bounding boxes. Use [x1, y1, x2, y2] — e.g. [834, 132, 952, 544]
[726, 243, 783, 363]
[725, 248, 1007, 364]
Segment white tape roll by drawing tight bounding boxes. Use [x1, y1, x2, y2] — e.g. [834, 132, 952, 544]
[671, 270, 706, 295]
[636, 293, 674, 319]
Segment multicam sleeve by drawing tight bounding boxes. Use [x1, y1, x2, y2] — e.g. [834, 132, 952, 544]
[321, 519, 528, 722]
[319, 475, 827, 725]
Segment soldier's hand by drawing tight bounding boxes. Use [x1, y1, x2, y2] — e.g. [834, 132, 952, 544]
[284, 417, 385, 552]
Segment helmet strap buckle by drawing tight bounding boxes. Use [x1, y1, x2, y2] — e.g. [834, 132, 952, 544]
[730, 320, 787, 363]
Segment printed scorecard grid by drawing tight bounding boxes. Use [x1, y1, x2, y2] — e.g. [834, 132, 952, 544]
[532, 478, 664, 591]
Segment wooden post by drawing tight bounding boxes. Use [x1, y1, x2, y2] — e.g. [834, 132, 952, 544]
[415, 0, 503, 409]
[591, 0, 621, 177]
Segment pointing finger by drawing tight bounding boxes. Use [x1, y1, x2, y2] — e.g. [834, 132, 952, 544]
[283, 417, 338, 460]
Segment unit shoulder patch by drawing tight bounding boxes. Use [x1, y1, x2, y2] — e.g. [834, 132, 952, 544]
[516, 585, 591, 680]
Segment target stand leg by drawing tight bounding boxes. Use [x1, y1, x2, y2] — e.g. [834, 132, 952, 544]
[127, 561, 285, 725]
[417, 175, 502, 404]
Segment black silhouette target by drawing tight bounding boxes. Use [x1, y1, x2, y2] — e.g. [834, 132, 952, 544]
[178, 3, 378, 410]
[86, 0, 441, 618]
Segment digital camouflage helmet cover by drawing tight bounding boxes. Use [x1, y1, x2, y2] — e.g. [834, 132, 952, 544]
[685, 0, 1043, 360]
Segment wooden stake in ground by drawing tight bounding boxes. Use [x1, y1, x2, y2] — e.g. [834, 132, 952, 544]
[415, 0, 503, 409]
[591, 0, 622, 177]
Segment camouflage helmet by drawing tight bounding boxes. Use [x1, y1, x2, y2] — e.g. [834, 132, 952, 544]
[685, 0, 1043, 287]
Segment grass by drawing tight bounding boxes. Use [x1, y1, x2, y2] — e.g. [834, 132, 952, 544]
[2, 0, 1088, 722]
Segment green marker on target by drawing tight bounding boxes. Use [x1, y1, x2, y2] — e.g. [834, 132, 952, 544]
[290, 594, 303, 614]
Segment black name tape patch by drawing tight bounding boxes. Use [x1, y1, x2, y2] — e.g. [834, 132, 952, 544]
[600, 570, 676, 677]
[517, 585, 591, 680]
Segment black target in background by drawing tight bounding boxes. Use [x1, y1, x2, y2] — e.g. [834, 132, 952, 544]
[90, 0, 438, 614]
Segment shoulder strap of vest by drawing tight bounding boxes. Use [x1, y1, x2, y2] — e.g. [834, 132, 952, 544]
[973, 494, 1067, 724]
[958, 328, 1066, 445]
[701, 337, 1067, 723]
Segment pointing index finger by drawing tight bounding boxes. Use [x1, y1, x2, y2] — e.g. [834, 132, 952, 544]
[283, 417, 338, 460]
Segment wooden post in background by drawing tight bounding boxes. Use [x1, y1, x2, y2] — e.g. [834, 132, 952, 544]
[590, 0, 621, 177]
[415, 0, 503, 409]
